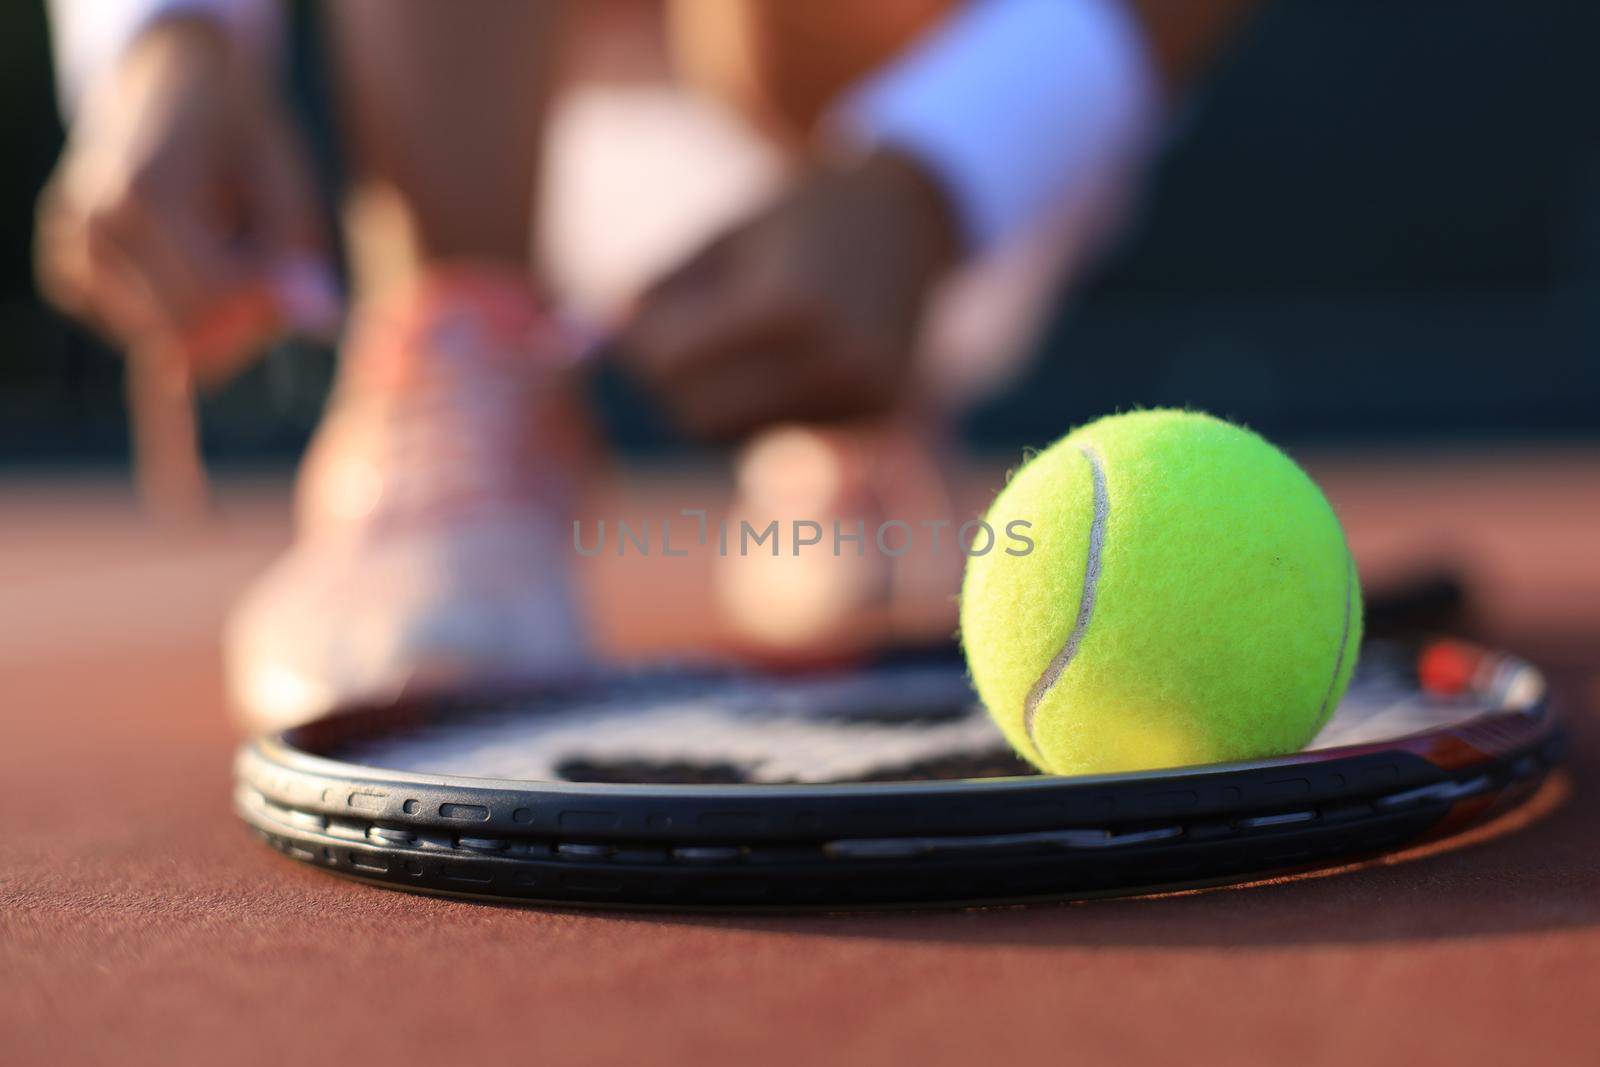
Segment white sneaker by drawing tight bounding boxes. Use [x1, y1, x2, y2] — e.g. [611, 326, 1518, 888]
[227, 267, 593, 731]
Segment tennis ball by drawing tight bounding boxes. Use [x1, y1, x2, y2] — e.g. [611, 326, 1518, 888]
[960, 409, 1360, 776]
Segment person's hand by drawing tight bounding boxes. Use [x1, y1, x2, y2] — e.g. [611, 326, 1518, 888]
[617, 147, 960, 440]
[35, 17, 332, 381]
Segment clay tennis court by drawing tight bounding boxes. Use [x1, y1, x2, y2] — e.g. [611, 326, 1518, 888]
[5, 454, 1597, 1067]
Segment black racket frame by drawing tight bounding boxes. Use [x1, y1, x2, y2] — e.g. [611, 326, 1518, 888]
[235, 643, 1562, 910]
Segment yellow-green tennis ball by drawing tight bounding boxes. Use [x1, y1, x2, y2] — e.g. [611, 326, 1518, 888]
[961, 409, 1361, 776]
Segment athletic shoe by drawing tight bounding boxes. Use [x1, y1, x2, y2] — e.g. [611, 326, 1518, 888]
[226, 267, 593, 731]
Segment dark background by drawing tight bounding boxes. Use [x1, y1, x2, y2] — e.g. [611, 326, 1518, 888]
[3, 0, 1597, 471]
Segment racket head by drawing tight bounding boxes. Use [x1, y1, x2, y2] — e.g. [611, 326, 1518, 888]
[236, 637, 1562, 910]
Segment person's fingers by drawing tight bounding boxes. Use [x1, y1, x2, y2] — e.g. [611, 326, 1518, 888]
[621, 241, 909, 438]
[91, 185, 263, 368]
[667, 355, 815, 441]
[128, 210, 233, 318]
[619, 229, 768, 379]
[45, 173, 329, 383]
[634, 222, 744, 308]
[79, 206, 171, 346]
[628, 279, 824, 389]
[33, 184, 96, 321]
[104, 163, 319, 379]
[248, 115, 329, 261]
[671, 347, 897, 439]
[648, 311, 898, 438]
[40, 168, 257, 372]
[47, 159, 219, 339]
[34, 13, 340, 382]
[625, 282, 807, 390]
[620, 259, 798, 437]
[138, 214, 284, 380]
[232, 117, 342, 351]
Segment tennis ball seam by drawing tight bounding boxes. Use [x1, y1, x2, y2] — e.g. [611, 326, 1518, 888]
[1313, 555, 1357, 726]
[1022, 443, 1108, 754]
[1018, 439, 1355, 760]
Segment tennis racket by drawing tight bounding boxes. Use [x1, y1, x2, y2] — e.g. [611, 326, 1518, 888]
[236, 635, 1562, 910]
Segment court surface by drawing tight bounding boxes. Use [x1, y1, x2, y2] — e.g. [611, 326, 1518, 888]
[4, 453, 1598, 1066]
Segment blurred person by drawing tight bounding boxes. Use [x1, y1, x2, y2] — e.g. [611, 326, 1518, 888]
[36, 0, 1254, 727]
